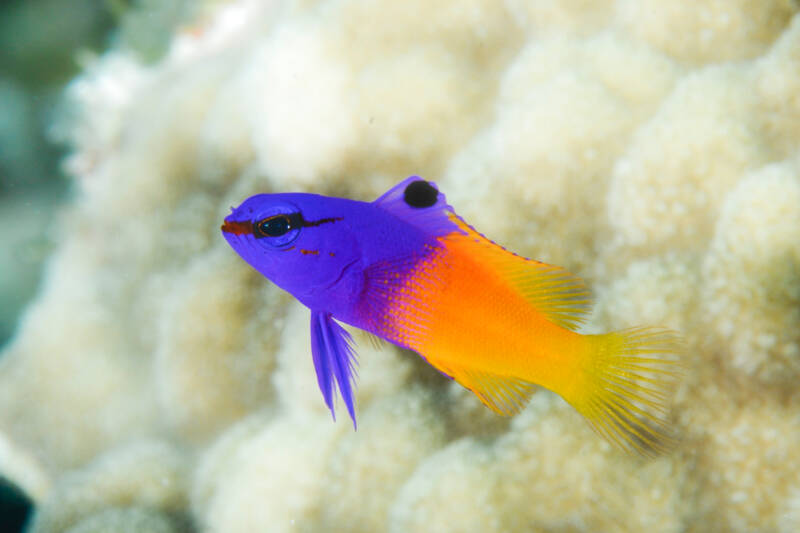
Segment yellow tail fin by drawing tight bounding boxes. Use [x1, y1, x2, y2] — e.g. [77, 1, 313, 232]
[564, 327, 683, 456]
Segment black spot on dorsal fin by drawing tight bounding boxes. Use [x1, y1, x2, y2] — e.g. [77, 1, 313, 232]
[403, 180, 439, 208]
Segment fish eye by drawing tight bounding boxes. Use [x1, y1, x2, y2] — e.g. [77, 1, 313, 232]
[257, 215, 292, 237]
[254, 213, 302, 246]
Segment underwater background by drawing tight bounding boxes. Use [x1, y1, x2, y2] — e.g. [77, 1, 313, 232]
[1, 0, 800, 532]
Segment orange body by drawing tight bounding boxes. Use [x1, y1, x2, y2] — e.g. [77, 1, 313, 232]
[378, 218, 682, 455]
[414, 237, 584, 399]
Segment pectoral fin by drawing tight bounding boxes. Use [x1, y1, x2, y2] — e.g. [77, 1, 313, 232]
[310, 311, 359, 428]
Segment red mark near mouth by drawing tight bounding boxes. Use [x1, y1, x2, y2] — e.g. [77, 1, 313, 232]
[220, 220, 252, 235]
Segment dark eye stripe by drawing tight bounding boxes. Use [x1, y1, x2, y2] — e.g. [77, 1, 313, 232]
[222, 213, 344, 237]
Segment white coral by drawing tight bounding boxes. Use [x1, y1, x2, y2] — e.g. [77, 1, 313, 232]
[2, 1, 799, 532]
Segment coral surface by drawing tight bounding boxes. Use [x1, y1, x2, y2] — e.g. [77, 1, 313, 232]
[1, 1, 799, 532]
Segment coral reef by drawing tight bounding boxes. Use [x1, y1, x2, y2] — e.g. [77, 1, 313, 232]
[0, 0, 113, 346]
[1, 1, 799, 532]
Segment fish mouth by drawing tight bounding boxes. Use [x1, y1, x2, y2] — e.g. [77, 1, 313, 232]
[220, 219, 253, 235]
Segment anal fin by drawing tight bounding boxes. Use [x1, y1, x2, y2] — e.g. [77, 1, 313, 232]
[462, 369, 538, 416]
[432, 358, 538, 416]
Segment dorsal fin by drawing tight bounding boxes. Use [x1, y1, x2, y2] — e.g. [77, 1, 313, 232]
[367, 181, 591, 334]
[443, 215, 592, 331]
[373, 176, 464, 239]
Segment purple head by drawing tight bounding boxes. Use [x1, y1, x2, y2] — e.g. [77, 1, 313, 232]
[221, 192, 363, 311]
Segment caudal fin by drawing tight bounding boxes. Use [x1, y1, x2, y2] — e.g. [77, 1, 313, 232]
[567, 327, 684, 456]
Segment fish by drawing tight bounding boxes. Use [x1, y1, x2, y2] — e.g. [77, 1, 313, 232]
[221, 177, 682, 455]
